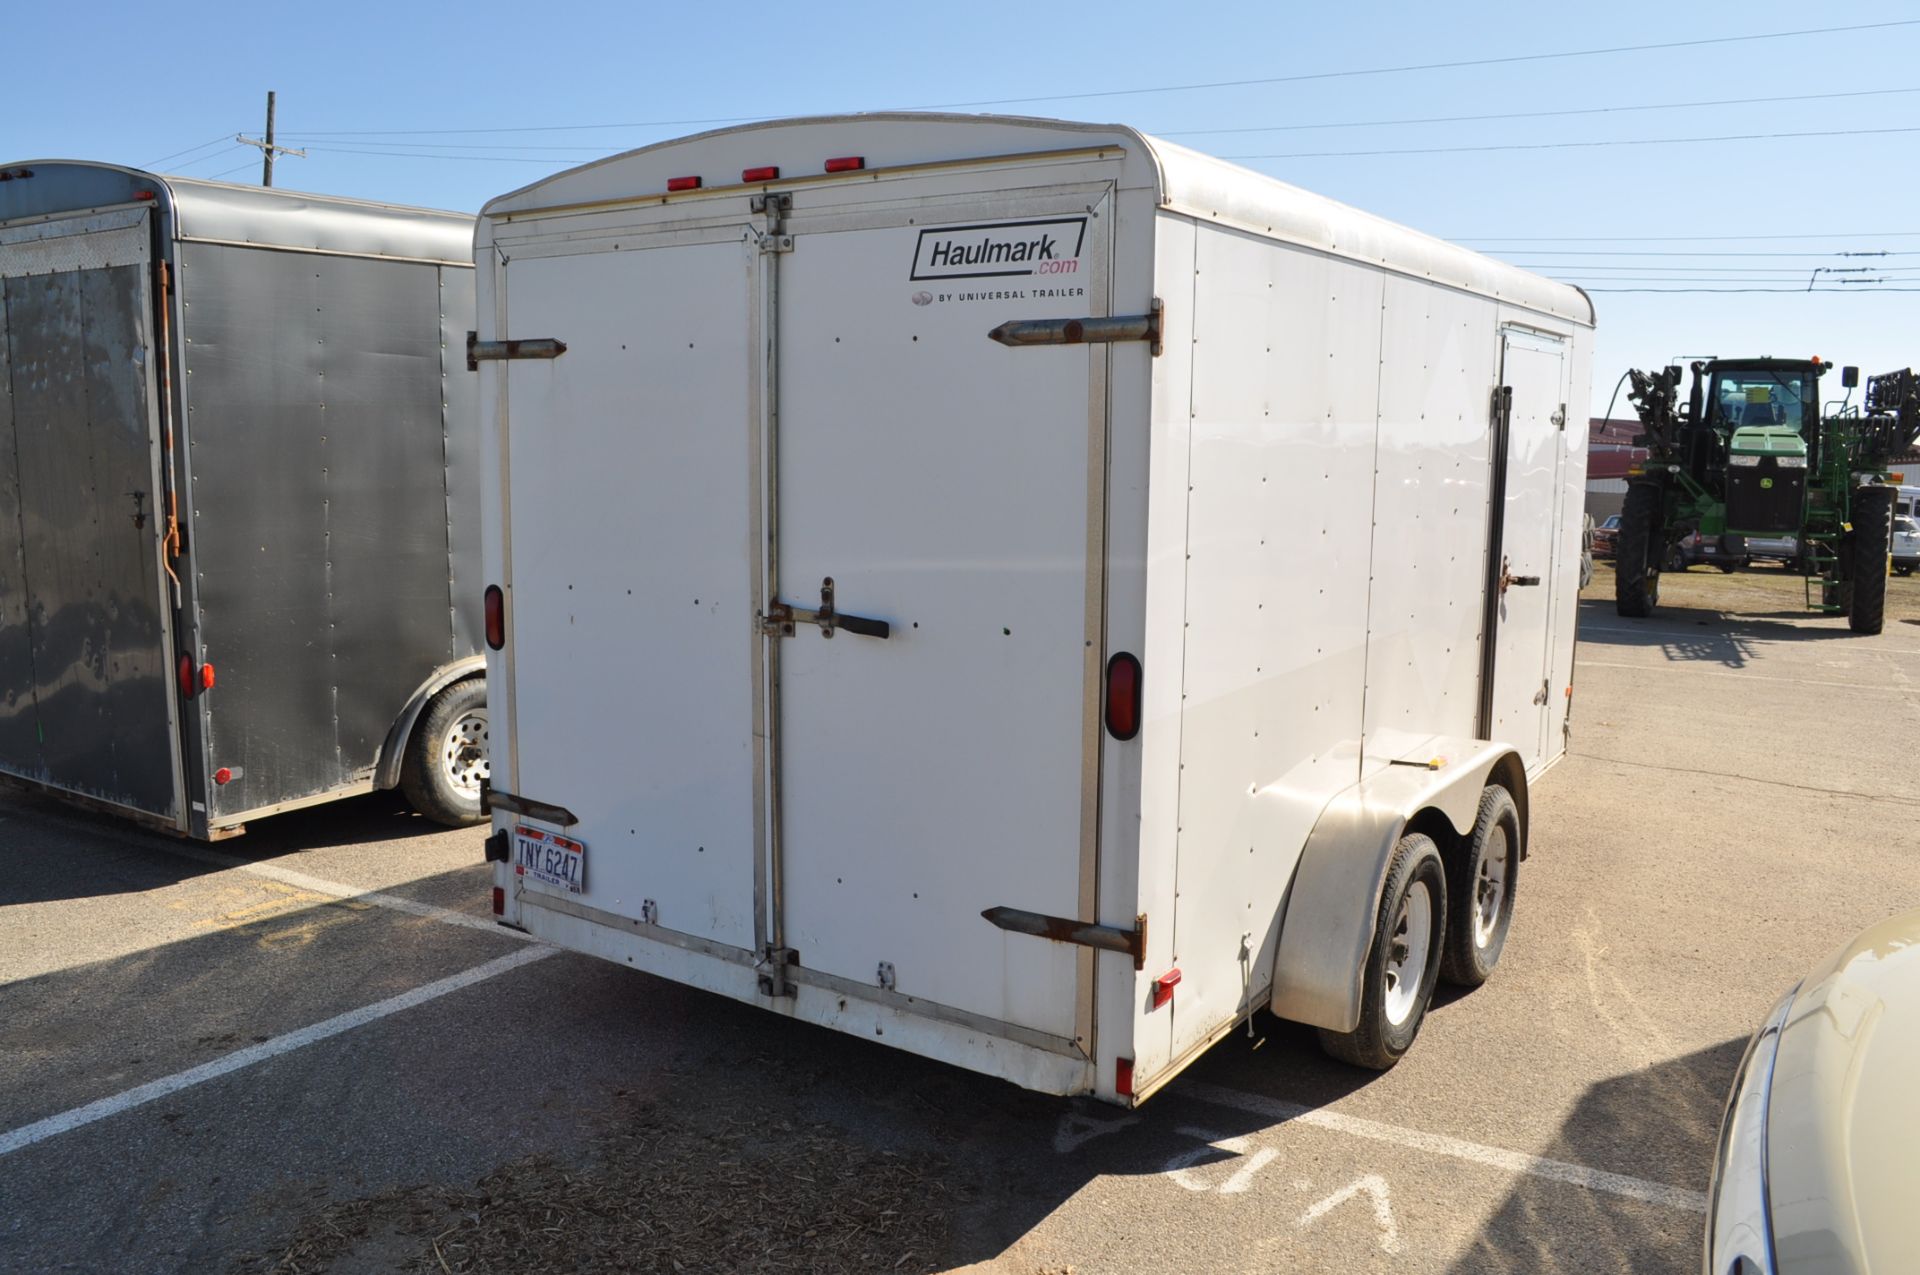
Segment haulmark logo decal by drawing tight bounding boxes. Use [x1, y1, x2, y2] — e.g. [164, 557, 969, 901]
[911, 217, 1088, 281]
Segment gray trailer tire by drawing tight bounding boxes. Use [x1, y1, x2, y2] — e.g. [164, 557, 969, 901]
[1848, 487, 1895, 636]
[1440, 784, 1520, 987]
[400, 678, 490, 827]
[1317, 833, 1447, 1071]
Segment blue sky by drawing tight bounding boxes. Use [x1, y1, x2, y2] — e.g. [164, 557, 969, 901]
[5, 0, 1916, 414]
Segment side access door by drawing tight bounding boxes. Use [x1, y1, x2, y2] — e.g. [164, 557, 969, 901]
[0, 206, 183, 823]
[1481, 327, 1569, 771]
[766, 175, 1120, 1050]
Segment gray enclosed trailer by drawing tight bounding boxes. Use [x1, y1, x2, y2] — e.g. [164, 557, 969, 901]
[0, 162, 484, 838]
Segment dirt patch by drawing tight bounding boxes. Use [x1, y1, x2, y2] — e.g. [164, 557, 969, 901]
[231, 1094, 958, 1275]
[1584, 559, 1920, 626]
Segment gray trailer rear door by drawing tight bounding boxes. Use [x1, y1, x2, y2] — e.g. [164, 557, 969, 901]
[0, 206, 183, 822]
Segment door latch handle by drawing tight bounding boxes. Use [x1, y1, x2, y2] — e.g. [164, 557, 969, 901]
[763, 576, 891, 640]
[1498, 556, 1542, 594]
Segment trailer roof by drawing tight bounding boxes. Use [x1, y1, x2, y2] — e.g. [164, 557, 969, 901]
[0, 161, 473, 267]
[479, 113, 1591, 326]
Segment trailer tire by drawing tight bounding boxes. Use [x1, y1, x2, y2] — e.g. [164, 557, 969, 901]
[1317, 833, 1447, 1071]
[400, 678, 489, 827]
[1440, 785, 1520, 987]
[1848, 487, 1895, 635]
[1614, 482, 1664, 617]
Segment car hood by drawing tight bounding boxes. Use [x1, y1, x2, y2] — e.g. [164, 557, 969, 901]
[1766, 908, 1920, 1273]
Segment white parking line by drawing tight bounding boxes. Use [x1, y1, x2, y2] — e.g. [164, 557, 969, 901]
[0, 945, 556, 1159]
[1181, 1081, 1708, 1213]
[157, 841, 534, 941]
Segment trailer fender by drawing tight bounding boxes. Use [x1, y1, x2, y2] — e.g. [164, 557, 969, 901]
[373, 657, 488, 791]
[1267, 739, 1525, 1034]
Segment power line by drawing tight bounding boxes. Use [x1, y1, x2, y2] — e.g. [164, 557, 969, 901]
[280, 18, 1920, 137]
[1160, 86, 1920, 137]
[1578, 286, 1920, 293]
[1509, 263, 1920, 272]
[1457, 231, 1920, 242]
[1225, 123, 1920, 159]
[1484, 249, 1918, 257]
[143, 133, 239, 168]
[888, 19, 1920, 110]
[169, 145, 251, 175]
[304, 145, 570, 164]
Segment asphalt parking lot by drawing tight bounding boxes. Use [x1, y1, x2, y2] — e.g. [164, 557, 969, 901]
[4, 567, 1918, 1275]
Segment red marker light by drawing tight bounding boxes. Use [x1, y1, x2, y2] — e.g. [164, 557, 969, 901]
[491, 886, 505, 916]
[178, 655, 196, 699]
[666, 175, 702, 192]
[134, 190, 157, 201]
[824, 156, 865, 173]
[741, 166, 779, 183]
[1105, 652, 1142, 741]
[1150, 967, 1182, 1010]
[213, 767, 232, 786]
[200, 662, 216, 690]
[484, 585, 505, 650]
[1114, 1057, 1135, 1098]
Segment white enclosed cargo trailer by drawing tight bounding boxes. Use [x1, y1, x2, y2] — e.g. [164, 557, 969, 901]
[474, 115, 1592, 1104]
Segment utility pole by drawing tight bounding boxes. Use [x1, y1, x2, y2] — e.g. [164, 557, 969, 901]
[236, 91, 306, 187]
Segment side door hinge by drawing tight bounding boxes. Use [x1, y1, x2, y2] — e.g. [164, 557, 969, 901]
[467, 332, 568, 372]
[981, 906, 1147, 970]
[1554, 403, 1568, 430]
[988, 297, 1163, 357]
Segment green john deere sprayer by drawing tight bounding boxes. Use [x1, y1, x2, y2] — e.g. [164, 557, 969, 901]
[1615, 357, 1920, 634]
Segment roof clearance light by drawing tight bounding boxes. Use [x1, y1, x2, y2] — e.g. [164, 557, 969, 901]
[484, 585, 505, 650]
[135, 190, 157, 201]
[824, 156, 865, 173]
[742, 166, 779, 183]
[666, 176, 702, 192]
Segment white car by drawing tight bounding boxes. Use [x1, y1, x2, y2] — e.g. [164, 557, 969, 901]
[1892, 516, 1918, 576]
[1705, 908, 1920, 1273]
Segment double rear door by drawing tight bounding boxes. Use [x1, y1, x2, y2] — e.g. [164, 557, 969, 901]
[498, 165, 1119, 1045]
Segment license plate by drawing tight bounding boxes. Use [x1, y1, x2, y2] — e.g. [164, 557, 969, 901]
[514, 825, 585, 894]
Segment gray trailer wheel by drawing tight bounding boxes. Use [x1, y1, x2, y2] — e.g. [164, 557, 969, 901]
[1317, 833, 1447, 1071]
[400, 679, 489, 827]
[1441, 784, 1520, 987]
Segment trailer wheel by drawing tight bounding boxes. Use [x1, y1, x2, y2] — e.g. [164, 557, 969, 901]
[1614, 482, 1664, 618]
[1317, 833, 1447, 1071]
[400, 678, 489, 827]
[1440, 785, 1520, 987]
[1848, 487, 1895, 635]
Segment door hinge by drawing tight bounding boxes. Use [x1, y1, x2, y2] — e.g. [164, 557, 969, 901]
[756, 945, 799, 998]
[467, 332, 568, 372]
[1553, 404, 1568, 430]
[981, 906, 1147, 970]
[757, 233, 794, 254]
[989, 297, 1162, 357]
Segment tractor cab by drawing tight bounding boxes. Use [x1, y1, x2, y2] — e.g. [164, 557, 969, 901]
[1693, 359, 1824, 534]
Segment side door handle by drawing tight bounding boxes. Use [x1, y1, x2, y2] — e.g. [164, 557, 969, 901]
[1499, 557, 1542, 594]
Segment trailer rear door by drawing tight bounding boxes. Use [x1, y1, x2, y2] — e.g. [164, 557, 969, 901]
[770, 181, 1113, 1041]
[496, 164, 1114, 1048]
[0, 206, 182, 821]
